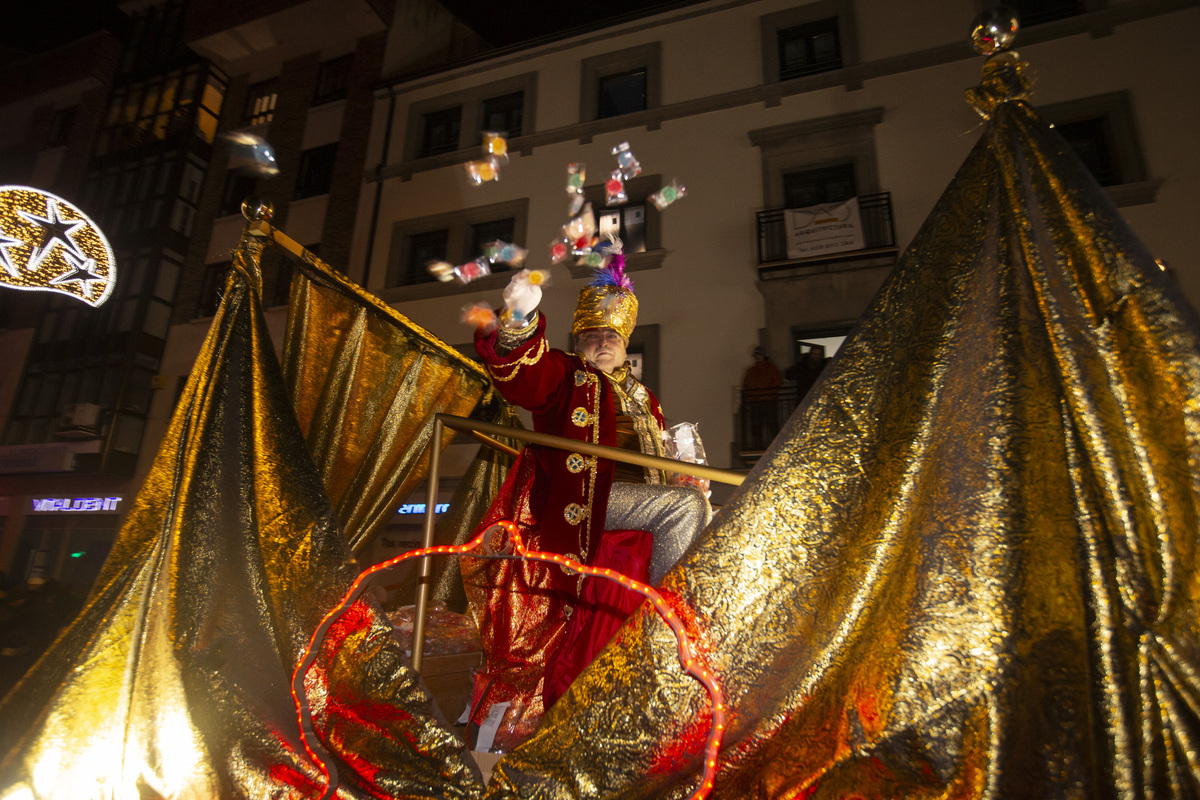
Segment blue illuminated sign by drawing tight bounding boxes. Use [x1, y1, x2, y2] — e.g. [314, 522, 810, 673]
[396, 503, 449, 515]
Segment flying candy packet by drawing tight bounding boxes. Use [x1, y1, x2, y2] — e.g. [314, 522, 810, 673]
[613, 142, 641, 179]
[461, 302, 498, 332]
[482, 240, 528, 267]
[223, 131, 281, 176]
[605, 170, 627, 206]
[649, 179, 687, 210]
[549, 239, 571, 263]
[482, 131, 509, 164]
[566, 162, 586, 214]
[464, 158, 501, 185]
[428, 257, 493, 284]
[564, 203, 597, 254]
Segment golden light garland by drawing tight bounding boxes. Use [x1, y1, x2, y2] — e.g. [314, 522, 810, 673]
[0, 185, 115, 307]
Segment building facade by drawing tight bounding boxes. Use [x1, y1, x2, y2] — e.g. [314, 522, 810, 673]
[348, 0, 1199, 477]
[0, 0, 484, 590]
[0, 0, 1197, 589]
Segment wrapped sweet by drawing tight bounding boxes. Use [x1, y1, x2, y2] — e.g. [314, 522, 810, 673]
[461, 301, 498, 332]
[664, 421, 711, 496]
[605, 170, 627, 206]
[482, 240, 528, 267]
[549, 239, 571, 263]
[427, 260, 456, 283]
[482, 131, 509, 163]
[612, 141, 641, 179]
[464, 158, 500, 185]
[454, 257, 492, 283]
[566, 162, 586, 214]
[649, 179, 687, 210]
[564, 203, 597, 254]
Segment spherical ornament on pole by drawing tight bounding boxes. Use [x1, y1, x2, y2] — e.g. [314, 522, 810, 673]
[970, 6, 1020, 56]
[241, 196, 275, 222]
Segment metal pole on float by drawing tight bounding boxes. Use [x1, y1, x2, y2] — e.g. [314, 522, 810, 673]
[411, 416, 443, 673]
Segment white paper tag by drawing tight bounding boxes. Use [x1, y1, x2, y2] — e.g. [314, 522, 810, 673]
[456, 699, 471, 725]
[474, 701, 510, 753]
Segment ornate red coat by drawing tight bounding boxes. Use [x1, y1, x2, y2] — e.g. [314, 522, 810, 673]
[474, 313, 665, 566]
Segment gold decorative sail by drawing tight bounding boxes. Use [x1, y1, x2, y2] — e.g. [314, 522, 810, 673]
[486, 54, 1200, 799]
[0, 243, 483, 799]
[281, 249, 500, 554]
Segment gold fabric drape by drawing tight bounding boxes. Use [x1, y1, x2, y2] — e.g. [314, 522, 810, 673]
[283, 254, 497, 554]
[0, 245, 483, 799]
[484, 55, 1200, 799]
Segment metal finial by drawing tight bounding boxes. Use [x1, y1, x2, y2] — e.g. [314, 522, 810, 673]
[241, 196, 275, 222]
[970, 6, 1020, 56]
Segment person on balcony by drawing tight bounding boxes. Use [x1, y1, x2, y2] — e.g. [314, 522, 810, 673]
[742, 346, 783, 450]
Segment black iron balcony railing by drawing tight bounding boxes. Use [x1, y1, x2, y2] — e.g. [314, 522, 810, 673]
[756, 192, 896, 265]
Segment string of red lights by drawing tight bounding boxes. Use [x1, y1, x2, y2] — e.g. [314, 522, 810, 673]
[291, 520, 727, 799]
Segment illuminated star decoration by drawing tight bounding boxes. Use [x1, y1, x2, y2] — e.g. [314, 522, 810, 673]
[0, 225, 22, 278]
[0, 185, 116, 308]
[18, 197, 85, 272]
[50, 250, 103, 288]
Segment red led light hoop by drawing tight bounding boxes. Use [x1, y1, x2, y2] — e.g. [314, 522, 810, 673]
[292, 520, 727, 800]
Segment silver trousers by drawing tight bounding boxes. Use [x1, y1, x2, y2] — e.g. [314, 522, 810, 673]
[603, 482, 711, 584]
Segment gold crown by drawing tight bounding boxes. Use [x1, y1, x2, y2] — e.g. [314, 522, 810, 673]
[572, 284, 638, 342]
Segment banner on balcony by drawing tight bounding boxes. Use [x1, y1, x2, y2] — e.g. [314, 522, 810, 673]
[785, 196, 865, 259]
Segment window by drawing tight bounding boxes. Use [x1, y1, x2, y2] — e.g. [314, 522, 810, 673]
[1039, 92, 1152, 204]
[580, 43, 661, 124]
[1055, 117, 1119, 186]
[401, 73, 536, 167]
[314, 55, 352, 106]
[577, 173, 666, 269]
[400, 230, 450, 286]
[778, 18, 842, 80]
[482, 91, 524, 137]
[198, 262, 230, 317]
[470, 218, 515, 258]
[783, 162, 856, 208]
[1008, 0, 1085, 26]
[47, 106, 76, 147]
[760, 1, 858, 85]
[598, 69, 647, 119]
[295, 143, 338, 199]
[386, 199, 530, 295]
[195, 71, 226, 144]
[220, 171, 258, 216]
[245, 80, 278, 126]
[596, 205, 646, 254]
[420, 106, 462, 157]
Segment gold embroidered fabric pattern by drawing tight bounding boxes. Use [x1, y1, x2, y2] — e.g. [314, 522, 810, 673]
[486, 338, 549, 383]
[484, 56, 1200, 800]
[605, 367, 667, 485]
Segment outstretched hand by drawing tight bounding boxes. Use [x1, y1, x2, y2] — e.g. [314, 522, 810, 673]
[502, 269, 548, 326]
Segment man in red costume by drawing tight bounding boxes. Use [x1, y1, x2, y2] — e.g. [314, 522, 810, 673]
[464, 254, 709, 742]
[474, 254, 710, 584]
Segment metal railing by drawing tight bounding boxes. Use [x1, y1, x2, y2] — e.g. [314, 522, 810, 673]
[736, 387, 805, 455]
[755, 191, 896, 264]
[410, 413, 746, 672]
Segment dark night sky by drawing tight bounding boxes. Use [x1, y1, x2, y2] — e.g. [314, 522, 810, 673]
[0, 0, 706, 58]
[437, 0, 710, 47]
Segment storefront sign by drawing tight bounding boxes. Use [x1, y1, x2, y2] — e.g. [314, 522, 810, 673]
[785, 196, 865, 259]
[396, 503, 449, 515]
[30, 496, 122, 513]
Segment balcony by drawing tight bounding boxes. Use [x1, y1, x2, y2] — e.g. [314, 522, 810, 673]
[755, 192, 898, 280]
